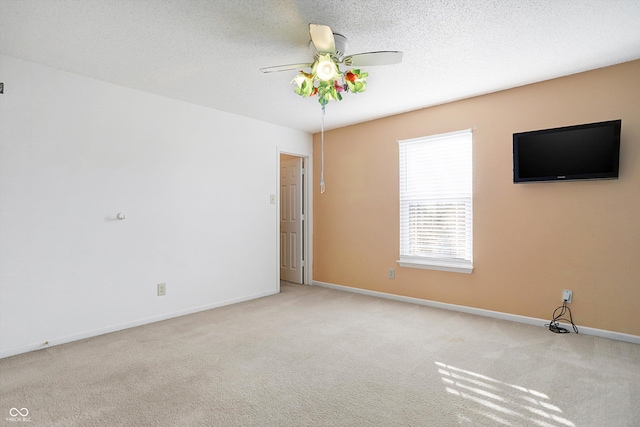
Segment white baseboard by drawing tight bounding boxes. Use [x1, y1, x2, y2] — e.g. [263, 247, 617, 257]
[312, 280, 640, 345]
[0, 289, 278, 359]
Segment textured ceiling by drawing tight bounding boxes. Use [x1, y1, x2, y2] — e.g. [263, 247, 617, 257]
[1, 0, 640, 133]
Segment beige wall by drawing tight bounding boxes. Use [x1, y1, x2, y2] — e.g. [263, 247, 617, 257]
[313, 60, 640, 336]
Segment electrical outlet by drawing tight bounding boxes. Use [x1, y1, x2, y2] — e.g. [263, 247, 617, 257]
[562, 289, 572, 304]
[157, 283, 167, 296]
[388, 268, 395, 279]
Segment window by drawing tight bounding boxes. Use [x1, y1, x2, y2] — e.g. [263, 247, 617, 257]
[398, 129, 473, 273]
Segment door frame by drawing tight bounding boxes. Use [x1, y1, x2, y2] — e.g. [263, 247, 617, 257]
[276, 148, 312, 291]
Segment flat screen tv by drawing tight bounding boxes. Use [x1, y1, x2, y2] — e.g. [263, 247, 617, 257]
[513, 119, 621, 183]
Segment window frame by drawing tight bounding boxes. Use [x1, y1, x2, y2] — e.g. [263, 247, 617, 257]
[397, 129, 474, 274]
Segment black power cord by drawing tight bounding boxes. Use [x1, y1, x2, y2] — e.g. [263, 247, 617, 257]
[546, 300, 579, 334]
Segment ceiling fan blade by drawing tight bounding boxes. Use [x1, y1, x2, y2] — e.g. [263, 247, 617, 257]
[309, 24, 336, 54]
[343, 51, 403, 67]
[260, 63, 312, 73]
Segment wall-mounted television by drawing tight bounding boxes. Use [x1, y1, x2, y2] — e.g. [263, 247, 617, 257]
[513, 119, 621, 183]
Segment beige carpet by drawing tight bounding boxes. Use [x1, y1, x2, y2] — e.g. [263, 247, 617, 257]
[1, 283, 639, 426]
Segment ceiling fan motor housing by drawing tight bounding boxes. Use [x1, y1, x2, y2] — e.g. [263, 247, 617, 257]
[309, 33, 348, 61]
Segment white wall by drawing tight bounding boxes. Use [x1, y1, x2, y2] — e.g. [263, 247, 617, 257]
[0, 55, 312, 358]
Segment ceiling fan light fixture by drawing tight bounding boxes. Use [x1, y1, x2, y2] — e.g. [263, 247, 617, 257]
[314, 54, 338, 81]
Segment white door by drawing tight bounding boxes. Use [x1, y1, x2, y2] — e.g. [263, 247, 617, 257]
[280, 156, 303, 284]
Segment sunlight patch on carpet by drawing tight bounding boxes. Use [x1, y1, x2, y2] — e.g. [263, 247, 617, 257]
[435, 361, 576, 427]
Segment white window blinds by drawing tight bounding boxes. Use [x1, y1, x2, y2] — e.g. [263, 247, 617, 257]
[398, 129, 473, 273]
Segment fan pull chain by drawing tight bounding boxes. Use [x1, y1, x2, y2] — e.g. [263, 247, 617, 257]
[320, 104, 326, 194]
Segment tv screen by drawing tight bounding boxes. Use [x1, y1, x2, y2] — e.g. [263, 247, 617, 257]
[513, 120, 621, 183]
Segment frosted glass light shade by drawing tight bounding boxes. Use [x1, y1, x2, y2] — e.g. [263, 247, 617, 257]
[316, 56, 337, 81]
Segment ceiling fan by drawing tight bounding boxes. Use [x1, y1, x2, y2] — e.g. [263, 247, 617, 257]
[260, 23, 403, 75]
[261, 24, 402, 195]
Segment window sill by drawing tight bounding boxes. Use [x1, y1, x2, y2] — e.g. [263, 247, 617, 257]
[397, 258, 474, 274]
